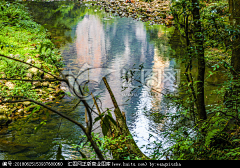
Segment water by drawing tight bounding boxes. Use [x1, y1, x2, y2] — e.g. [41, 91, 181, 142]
[61, 11, 177, 157]
[0, 1, 225, 160]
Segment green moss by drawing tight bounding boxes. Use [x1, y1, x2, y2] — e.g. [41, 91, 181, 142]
[0, 1, 63, 114]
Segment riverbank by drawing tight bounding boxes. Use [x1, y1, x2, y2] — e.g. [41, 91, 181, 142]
[0, 1, 65, 129]
[82, 0, 174, 25]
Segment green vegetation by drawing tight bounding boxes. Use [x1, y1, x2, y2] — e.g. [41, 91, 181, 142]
[151, 0, 240, 160]
[0, 1, 64, 122]
[1, 0, 240, 161]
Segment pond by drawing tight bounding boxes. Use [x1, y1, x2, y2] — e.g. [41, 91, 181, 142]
[0, 1, 225, 160]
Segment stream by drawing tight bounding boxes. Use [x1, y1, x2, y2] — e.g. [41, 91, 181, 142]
[0, 1, 225, 160]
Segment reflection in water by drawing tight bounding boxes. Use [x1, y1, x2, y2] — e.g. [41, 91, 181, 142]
[63, 12, 179, 157]
[76, 15, 106, 68]
[62, 14, 176, 156]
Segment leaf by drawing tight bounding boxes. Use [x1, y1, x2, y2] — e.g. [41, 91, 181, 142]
[105, 115, 117, 127]
[232, 139, 240, 142]
[93, 113, 104, 124]
[190, 147, 194, 154]
[102, 116, 110, 136]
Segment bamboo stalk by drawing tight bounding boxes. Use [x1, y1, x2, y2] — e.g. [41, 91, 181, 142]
[91, 93, 102, 116]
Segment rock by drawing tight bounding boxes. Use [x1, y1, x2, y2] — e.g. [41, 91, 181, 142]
[17, 109, 24, 116]
[42, 81, 49, 87]
[5, 81, 15, 90]
[26, 59, 35, 64]
[0, 115, 8, 125]
[14, 54, 20, 58]
[28, 67, 39, 76]
[33, 81, 41, 88]
[0, 107, 6, 115]
[25, 150, 38, 157]
[26, 73, 33, 79]
[44, 73, 54, 79]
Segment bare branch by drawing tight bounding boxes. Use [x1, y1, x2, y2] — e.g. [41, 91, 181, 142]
[0, 54, 59, 79]
[0, 78, 65, 82]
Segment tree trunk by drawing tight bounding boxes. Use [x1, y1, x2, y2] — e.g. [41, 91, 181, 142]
[192, 0, 207, 120]
[229, 0, 240, 74]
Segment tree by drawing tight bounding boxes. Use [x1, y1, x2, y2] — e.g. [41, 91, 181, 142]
[192, 0, 207, 120]
[229, 0, 240, 75]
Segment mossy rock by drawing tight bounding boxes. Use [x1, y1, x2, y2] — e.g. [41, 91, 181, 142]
[25, 104, 38, 112]
[0, 115, 8, 125]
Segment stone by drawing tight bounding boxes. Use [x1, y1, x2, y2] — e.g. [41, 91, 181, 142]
[5, 81, 15, 90]
[0, 108, 6, 115]
[26, 73, 33, 79]
[0, 115, 8, 125]
[42, 81, 49, 87]
[17, 109, 24, 116]
[26, 59, 35, 64]
[14, 54, 20, 58]
[33, 81, 41, 88]
[28, 67, 39, 75]
[44, 73, 54, 79]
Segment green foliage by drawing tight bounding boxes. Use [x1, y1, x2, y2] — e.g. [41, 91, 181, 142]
[0, 1, 63, 101]
[72, 132, 140, 160]
[94, 108, 117, 136]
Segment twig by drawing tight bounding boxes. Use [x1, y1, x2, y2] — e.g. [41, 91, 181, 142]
[0, 54, 59, 79]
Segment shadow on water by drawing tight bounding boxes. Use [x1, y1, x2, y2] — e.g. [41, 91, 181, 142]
[0, 1, 228, 159]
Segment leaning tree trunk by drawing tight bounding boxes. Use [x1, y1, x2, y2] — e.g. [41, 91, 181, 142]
[95, 77, 150, 160]
[192, 0, 207, 120]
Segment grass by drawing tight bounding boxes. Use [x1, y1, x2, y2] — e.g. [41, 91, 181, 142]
[0, 1, 64, 119]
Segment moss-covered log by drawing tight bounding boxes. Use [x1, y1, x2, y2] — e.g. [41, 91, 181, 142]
[100, 77, 149, 160]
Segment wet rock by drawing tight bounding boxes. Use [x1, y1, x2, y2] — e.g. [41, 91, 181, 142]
[0, 141, 29, 154]
[25, 150, 38, 157]
[0, 115, 8, 125]
[17, 109, 24, 116]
